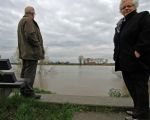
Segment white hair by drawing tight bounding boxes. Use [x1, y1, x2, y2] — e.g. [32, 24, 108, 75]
[120, 0, 139, 9]
[132, 0, 139, 8]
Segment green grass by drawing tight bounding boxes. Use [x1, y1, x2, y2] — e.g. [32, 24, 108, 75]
[0, 95, 86, 120]
[0, 95, 126, 120]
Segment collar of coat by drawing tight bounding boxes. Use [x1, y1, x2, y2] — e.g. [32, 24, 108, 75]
[124, 10, 137, 21]
[23, 15, 39, 29]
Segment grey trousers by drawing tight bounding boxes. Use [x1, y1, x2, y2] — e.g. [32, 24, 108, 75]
[20, 59, 38, 96]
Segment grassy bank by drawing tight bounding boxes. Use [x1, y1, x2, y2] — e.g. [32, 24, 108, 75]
[0, 95, 126, 120]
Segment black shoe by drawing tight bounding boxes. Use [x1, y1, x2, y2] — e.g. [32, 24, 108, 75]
[30, 94, 41, 99]
[132, 111, 149, 120]
[22, 94, 41, 99]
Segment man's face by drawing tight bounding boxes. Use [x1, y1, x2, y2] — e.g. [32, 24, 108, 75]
[120, 0, 136, 16]
[30, 9, 35, 19]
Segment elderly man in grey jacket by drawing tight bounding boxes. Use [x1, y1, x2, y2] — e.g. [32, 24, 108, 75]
[18, 6, 45, 99]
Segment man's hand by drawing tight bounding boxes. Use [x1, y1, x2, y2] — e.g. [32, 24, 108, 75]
[134, 50, 140, 58]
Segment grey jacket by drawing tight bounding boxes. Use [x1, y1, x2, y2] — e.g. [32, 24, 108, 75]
[18, 15, 45, 60]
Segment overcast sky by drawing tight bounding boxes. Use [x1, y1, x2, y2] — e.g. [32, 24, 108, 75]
[0, 0, 150, 63]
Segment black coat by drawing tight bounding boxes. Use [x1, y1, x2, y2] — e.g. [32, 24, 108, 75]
[113, 11, 150, 72]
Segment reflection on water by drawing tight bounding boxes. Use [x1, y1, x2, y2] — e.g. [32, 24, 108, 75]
[13, 65, 150, 97]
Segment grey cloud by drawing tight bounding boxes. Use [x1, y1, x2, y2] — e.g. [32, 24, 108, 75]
[0, 0, 149, 62]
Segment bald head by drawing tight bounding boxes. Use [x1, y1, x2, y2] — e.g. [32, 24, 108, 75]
[24, 6, 35, 19]
[25, 6, 35, 14]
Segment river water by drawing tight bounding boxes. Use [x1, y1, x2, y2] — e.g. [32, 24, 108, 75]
[12, 65, 150, 97]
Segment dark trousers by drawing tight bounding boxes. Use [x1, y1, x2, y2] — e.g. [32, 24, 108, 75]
[20, 59, 38, 96]
[122, 71, 149, 113]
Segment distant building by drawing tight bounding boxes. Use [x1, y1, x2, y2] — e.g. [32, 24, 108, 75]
[79, 56, 108, 65]
[84, 58, 96, 64]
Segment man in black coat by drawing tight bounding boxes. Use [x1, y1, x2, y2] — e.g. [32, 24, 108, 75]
[113, 0, 150, 119]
